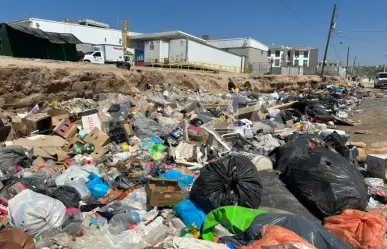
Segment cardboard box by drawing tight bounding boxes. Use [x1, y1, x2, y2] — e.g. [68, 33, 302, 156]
[146, 178, 185, 207]
[233, 104, 262, 121]
[26, 113, 52, 135]
[367, 154, 387, 179]
[53, 120, 78, 139]
[84, 128, 111, 148]
[11, 117, 27, 136]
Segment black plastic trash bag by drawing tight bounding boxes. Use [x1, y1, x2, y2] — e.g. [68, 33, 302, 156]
[21, 171, 57, 196]
[278, 108, 302, 124]
[0, 146, 31, 175]
[275, 135, 368, 218]
[190, 154, 263, 213]
[259, 170, 320, 222]
[51, 186, 81, 208]
[219, 213, 351, 249]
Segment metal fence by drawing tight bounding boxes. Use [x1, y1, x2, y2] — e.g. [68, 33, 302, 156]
[250, 62, 270, 75]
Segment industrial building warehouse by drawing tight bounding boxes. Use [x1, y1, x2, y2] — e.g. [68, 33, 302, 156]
[131, 31, 245, 72]
[0, 23, 81, 61]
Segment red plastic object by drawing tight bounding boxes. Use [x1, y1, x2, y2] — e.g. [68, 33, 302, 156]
[242, 225, 317, 249]
[324, 209, 387, 249]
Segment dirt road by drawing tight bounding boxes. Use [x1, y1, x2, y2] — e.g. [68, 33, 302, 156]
[343, 88, 387, 146]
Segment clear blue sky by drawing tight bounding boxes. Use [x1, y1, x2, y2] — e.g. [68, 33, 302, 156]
[2, 0, 387, 66]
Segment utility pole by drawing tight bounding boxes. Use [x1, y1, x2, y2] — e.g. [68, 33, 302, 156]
[356, 62, 360, 76]
[345, 47, 350, 79]
[352, 56, 357, 75]
[321, 4, 338, 77]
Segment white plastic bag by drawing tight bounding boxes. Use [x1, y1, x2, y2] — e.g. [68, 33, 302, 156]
[121, 187, 147, 211]
[7, 189, 66, 236]
[55, 166, 90, 186]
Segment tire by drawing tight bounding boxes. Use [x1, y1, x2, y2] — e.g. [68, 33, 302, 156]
[83, 60, 91, 63]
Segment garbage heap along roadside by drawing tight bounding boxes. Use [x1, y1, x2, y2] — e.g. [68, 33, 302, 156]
[0, 81, 386, 249]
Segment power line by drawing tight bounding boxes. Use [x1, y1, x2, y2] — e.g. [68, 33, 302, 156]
[339, 29, 387, 33]
[278, 0, 318, 33]
[335, 35, 387, 44]
[331, 38, 342, 62]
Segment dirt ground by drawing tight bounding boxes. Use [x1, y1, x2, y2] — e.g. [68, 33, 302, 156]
[342, 88, 387, 146]
[0, 56, 342, 110]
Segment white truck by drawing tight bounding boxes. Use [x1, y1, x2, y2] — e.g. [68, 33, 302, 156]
[83, 45, 131, 69]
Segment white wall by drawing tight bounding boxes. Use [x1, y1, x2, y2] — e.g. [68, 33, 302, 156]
[292, 50, 310, 67]
[161, 40, 169, 59]
[144, 40, 161, 63]
[269, 50, 283, 67]
[207, 38, 268, 51]
[187, 40, 242, 68]
[169, 39, 187, 61]
[27, 19, 140, 46]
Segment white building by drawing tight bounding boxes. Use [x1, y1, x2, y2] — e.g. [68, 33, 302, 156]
[131, 31, 245, 72]
[268, 45, 318, 69]
[9, 18, 142, 51]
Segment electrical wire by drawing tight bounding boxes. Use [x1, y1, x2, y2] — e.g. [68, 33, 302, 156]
[278, 0, 319, 33]
[331, 38, 342, 62]
[338, 29, 387, 33]
[335, 34, 387, 44]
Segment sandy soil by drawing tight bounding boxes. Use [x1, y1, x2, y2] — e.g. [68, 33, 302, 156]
[343, 88, 387, 146]
[0, 56, 343, 110]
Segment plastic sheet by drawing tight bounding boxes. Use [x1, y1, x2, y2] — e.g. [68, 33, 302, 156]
[202, 206, 267, 242]
[121, 187, 148, 211]
[190, 154, 263, 213]
[108, 213, 139, 235]
[275, 135, 368, 218]
[324, 209, 387, 249]
[51, 186, 81, 208]
[219, 213, 350, 249]
[7, 189, 66, 236]
[163, 236, 229, 249]
[242, 225, 317, 249]
[258, 170, 319, 222]
[160, 170, 194, 188]
[173, 200, 206, 229]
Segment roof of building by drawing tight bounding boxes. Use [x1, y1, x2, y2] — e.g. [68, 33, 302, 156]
[130, 30, 206, 43]
[8, 18, 142, 36]
[269, 45, 317, 50]
[4, 23, 81, 44]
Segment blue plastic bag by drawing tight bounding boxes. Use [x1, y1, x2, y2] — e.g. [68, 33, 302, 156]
[173, 200, 206, 229]
[86, 173, 110, 198]
[160, 170, 194, 188]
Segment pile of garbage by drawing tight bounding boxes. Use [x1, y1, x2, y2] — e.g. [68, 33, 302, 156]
[0, 82, 386, 249]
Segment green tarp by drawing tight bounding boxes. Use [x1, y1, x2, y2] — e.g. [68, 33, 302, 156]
[202, 206, 268, 241]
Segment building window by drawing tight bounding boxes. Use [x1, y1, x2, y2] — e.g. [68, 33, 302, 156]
[268, 50, 271, 56]
[261, 50, 264, 55]
[295, 51, 299, 57]
[287, 51, 290, 57]
[294, 60, 299, 66]
[304, 51, 309, 58]
[303, 60, 308, 66]
[275, 59, 280, 66]
[275, 50, 280, 57]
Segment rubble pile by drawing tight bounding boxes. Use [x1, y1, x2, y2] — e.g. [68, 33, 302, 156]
[0, 82, 386, 249]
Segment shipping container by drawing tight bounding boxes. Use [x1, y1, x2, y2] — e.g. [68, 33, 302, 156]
[169, 39, 187, 61]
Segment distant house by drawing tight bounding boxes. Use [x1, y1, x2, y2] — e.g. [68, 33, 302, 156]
[0, 23, 81, 61]
[268, 45, 318, 68]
